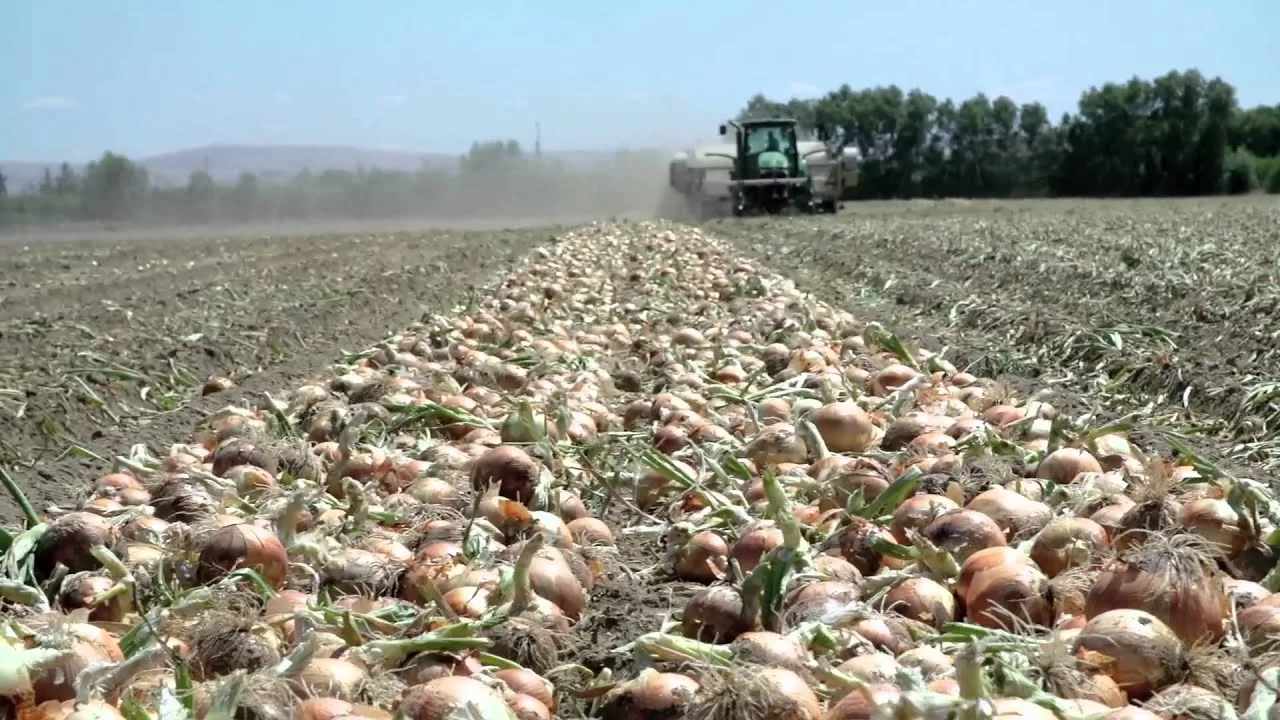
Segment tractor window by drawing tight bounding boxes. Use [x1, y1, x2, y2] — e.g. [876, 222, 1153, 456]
[746, 126, 795, 155]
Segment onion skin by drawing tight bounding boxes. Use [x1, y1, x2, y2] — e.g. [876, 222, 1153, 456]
[1036, 447, 1103, 483]
[673, 531, 729, 583]
[889, 494, 959, 543]
[957, 546, 1034, 601]
[398, 676, 512, 720]
[882, 577, 956, 629]
[196, 523, 289, 589]
[965, 562, 1052, 629]
[683, 585, 757, 642]
[966, 487, 1052, 540]
[34, 512, 127, 578]
[923, 509, 1007, 564]
[470, 444, 541, 504]
[600, 671, 699, 719]
[1084, 551, 1229, 646]
[1030, 517, 1110, 577]
[823, 683, 902, 720]
[1074, 609, 1185, 700]
[810, 401, 878, 453]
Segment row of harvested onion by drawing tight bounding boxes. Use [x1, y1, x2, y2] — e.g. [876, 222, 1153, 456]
[4, 219, 1280, 720]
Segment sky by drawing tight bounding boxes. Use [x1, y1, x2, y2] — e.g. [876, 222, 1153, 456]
[1, 0, 1276, 162]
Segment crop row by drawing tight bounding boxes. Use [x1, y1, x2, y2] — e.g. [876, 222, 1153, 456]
[2, 218, 1276, 720]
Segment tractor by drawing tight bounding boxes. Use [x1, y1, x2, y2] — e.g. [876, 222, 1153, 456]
[664, 117, 857, 221]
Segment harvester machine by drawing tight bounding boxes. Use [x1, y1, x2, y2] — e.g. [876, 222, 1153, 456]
[665, 117, 858, 220]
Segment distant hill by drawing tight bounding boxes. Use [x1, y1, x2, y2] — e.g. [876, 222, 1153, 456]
[1, 143, 655, 193]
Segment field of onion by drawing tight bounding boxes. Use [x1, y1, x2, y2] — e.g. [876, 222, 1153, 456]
[3, 213, 1279, 720]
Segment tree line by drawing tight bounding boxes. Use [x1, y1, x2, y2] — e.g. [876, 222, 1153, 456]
[739, 68, 1280, 199]
[0, 141, 669, 228]
[1, 66, 1276, 228]
[742, 67, 1280, 198]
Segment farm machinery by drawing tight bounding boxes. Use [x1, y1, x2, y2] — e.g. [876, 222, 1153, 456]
[664, 118, 858, 220]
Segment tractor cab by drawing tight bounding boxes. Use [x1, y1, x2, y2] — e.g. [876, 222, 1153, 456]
[721, 119, 803, 181]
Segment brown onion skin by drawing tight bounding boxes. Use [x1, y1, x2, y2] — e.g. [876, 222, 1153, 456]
[731, 524, 785, 573]
[496, 668, 556, 712]
[398, 676, 508, 720]
[567, 517, 614, 546]
[783, 581, 860, 626]
[1075, 609, 1185, 700]
[966, 487, 1052, 540]
[29, 622, 125, 704]
[965, 563, 1052, 630]
[35, 511, 128, 578]
[1036, 447, 1103, 483]
[923, 509, 1007, 564]
[296, 698, 393, 720]
[882, 577, 956, 629]
[1030, 517, 1110, 577]
[889, 494, 959, 543]
[470, 445, 541, 504]
[957, 547, 1034, 602]
[196, 523, 289, 589]
[673, 531, 729, 583]
[600, 671, 699, 719]
[824, 684, 902, 720]
[810, 401, 878, 453]
[683, 585, 757, 642]
[1085, 556, 1228, 646]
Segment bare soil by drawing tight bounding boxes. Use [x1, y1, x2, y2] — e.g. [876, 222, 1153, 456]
[0, 224, 566, 525]
[712, 196, 1280, 478]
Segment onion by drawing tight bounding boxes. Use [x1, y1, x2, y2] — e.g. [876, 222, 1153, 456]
[1180, 498, 1250, 556]
[599, 669, 698, 719]
[1084, 533, 1228, 646]
[196, 523, 289, 588]
[399, 675, 515, 719]
[824, 684, 902, 720]
[964, 562, 1052, 629]
[783, 580, 860, 625]
[495, 668, 555, 712]
[673, 530, 729, 583]
[296, 698, 393, 720]
[1030, 517, 1110, 577]
[34, 512, 126, 577]
[1074, 609, 1185, 700]
[965, 486, 1052, 540]
[470, 445, 541, 504]
[923, 509, 1007, 564]
[731, 522, 785, 573]
[682, 585, 756, 642]
[889, 494, 959, 543]
[1036, 447, 1103, 483]
[809, 401, 878, 453]
[882, 577, 956, 629]
[836, 653, 901, 683]
[744, 423, 808, 466]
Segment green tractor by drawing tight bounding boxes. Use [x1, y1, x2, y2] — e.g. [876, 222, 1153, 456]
[664, 117, 856, 221]
[709, 118, 846, 217]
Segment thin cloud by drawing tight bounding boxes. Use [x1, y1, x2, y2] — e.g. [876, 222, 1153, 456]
[378, 94, 408, 105]
[785, 82, 820, 98]
[22, 96, 80, 111]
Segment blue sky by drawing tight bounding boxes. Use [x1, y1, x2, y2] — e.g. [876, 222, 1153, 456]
[1, 0, 1275, 162]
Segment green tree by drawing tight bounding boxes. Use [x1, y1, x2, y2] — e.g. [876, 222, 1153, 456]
[0, 170, 7, 198]
[38, 168, 54, 195]
[185, 170, 217, 223]
[231, 171, 259, 222]
[81, 152, 149, 220]
[55, 163, 79, 195]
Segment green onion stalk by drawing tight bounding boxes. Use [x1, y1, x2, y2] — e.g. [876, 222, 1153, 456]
[353, 621, 492, 670]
